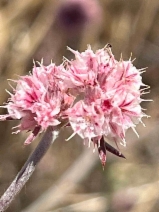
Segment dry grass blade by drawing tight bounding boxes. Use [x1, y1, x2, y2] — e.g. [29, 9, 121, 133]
[52, 195, 107, 212]
[128, 181, 159, 212]
[130, 0, 159, 56]
[22, 148, 98, 212]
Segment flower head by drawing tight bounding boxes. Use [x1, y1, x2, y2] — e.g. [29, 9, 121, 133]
[0, 45, 149, 165]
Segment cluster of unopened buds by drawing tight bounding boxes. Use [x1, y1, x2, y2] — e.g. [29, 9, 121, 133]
[0, 44, 149, 167]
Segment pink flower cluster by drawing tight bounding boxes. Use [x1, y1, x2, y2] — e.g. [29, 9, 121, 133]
[0, 45, 148, 157]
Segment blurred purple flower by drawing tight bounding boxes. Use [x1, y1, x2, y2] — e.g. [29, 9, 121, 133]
[55, 0, 102, 34]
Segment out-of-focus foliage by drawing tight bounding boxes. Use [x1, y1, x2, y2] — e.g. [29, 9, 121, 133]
[0, 0, 159, 211]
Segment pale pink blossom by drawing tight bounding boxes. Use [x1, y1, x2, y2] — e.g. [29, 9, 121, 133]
[66, 100, 105, 145]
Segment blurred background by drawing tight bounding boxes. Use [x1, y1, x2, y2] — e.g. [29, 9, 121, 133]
[0, 0, 159, 211]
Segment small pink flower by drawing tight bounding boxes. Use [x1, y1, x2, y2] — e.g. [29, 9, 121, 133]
[66, 100, 105, 146]
[0, 63, 74, 144]
[60, 46, 115, 89]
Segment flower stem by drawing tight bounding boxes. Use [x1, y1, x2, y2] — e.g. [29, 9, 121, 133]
[0, 126, 59, 212]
